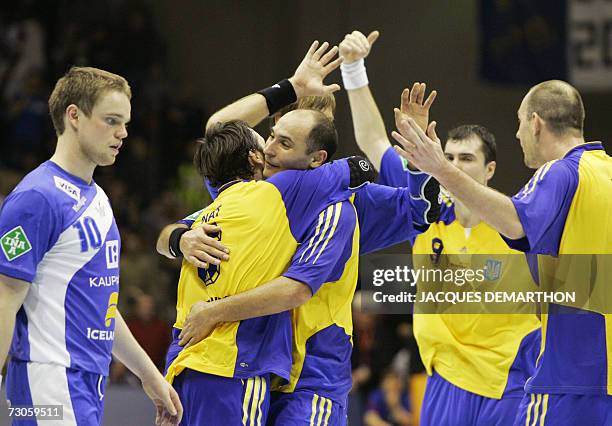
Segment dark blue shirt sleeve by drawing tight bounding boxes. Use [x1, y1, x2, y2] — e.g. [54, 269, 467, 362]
[355, 183, 427, 254]
[378, 146, 409, 188]
[502, 160, 578, 255]
[268, 159, 357, 242]
[283, 200, 356, 294]
[0, 190, 58, 282]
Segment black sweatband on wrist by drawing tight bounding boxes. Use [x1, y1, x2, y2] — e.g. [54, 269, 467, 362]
[169, 227, 190, 258]
[257, 79, 297, 116]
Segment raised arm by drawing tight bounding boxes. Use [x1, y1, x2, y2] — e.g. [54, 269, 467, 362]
[205, 40, 342, 130]
[340, 30, 436, 171]
[392, 117, 524, 239]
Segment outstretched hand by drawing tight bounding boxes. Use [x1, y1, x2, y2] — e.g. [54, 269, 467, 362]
[391, 115, 447, 176]
[290, 41, 343, 98]
[394, 82, 437, 133]
[339, 30, 380, 64]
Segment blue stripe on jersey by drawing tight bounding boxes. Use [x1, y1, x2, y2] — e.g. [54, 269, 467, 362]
[526, 307, 607, 395]
[234, 312, 293, 383]
[298, 324, 353, 402]
[12, 308, 30, 360]
[503, 328, 541, 396]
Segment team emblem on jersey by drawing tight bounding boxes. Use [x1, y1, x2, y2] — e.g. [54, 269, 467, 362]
[197, 223, 222, 286]
[1, 226, 32, 261]
[484, 259, 502, 281]
[430, 237, 444, 264]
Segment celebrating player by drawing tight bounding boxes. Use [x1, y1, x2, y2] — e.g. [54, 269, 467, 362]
[159, 39, 439, 425]
[393, 80, 612, 425]
[341, 29, 541, 425]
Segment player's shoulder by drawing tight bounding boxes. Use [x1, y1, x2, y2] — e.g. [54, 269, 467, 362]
[5, 162, 59, 207]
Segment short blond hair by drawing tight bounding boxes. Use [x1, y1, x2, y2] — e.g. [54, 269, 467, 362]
[48, 66, 131, 135]
[278, 94, 336, 118]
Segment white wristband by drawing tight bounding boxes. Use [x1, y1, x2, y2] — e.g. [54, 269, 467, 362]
[341, 59, 369, 90]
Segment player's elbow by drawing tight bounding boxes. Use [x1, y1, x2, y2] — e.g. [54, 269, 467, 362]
[503, 224, 526, 240]
[289, 280, 313, 307]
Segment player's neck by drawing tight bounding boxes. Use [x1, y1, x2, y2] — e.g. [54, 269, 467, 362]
[454, 199, 481, 229]
[50, 136, 96, 184]
[543, 134, 585, 163]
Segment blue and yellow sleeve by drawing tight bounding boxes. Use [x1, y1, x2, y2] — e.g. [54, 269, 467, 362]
[267, 157, 374, 241]
[283, 200, 357, 294]
[503, 160, 579, 255]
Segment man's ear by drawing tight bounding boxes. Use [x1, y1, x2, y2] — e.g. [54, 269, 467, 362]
[532, 112, 543, 138]
[309, 150, 327, 168]
[66, 104, 79, 131]
[248, 150, 265, 169]
[485, 160, 496, 182]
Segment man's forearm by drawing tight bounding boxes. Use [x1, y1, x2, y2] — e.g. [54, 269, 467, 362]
[205, 93, 270, 130]
[0, 275, 29, 371]
[208, 276, 312, 323]
[436, 164, 525, 239]
[0, 312, 18, 374]
[347, 86, 390, 171]
[156, 224, 188, 258]
[112, 311, 160, 381]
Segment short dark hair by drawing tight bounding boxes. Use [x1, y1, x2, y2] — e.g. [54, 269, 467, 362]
[447, 124, 497, 164]
[194, 120, 261, 187]
[526, 80, 584, 136]
[304, 110, 338, 163]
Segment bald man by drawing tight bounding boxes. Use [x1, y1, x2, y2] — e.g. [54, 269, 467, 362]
[392, 80, 612, 425]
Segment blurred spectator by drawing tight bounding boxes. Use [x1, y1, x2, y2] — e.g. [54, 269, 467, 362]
[125, 292, 171, 371]
[110, 291, 172, 383]
[364, 369, 412, 426]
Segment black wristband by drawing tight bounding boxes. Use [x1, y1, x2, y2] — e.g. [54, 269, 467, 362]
[169, 227, 189, 258]
[257, 79, 297, 116]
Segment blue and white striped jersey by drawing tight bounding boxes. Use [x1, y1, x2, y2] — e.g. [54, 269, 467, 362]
[0, 161, 121, 375]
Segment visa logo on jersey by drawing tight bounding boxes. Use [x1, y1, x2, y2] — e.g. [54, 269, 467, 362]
[54, 176, 80, 202]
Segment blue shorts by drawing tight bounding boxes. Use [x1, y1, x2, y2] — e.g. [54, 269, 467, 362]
[267, 391, 347, 426]
[514, 393, 612, 426]
[421, 370, 522, 426]
[172, 368, 269, 425]
[6, 359, 106, 426]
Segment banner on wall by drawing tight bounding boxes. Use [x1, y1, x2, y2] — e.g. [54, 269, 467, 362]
[480, 0, 612, 91]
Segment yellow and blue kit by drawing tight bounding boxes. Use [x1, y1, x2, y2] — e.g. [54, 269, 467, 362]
[268, 179, 436, 426]
[164, 158, 367, 425]
[502, 142, 612, 426]
[379, 146, 542, 426]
